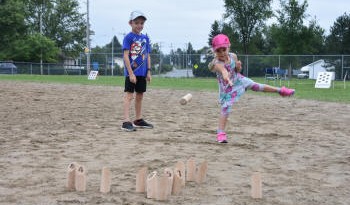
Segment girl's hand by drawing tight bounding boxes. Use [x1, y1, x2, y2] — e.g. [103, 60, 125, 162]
[222, 70, 233, 86]
[235, 60, 242, 72]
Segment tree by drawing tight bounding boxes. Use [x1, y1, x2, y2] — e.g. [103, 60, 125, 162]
[10, 33, 59, 62]
[222, 22, 246, 54]
[208, 20, 242, 53]
[266, 0, 326, 76]
[0, 0, 27, 60]
[326, 13, 350, 54]
[111, 36, 122, 54]
[223, 0, 273, 54]
[25, 0, 86, 58]
[208, 20, 221, 46]
[302, 19, 325, 55]
[270, 0, 325, 55]
[271, 0, 309, 54]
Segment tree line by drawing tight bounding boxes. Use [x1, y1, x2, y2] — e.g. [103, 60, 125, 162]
[209, 0, 350, 55]
[0, 0, 85, 62]
[1, 0, 349, 65]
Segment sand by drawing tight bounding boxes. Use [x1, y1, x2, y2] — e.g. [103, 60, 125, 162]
[0, 81, 349, 205]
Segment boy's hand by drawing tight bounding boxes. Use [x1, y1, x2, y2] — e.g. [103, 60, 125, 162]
[146, 72, 151, 83]
[129, 73, 137, 84]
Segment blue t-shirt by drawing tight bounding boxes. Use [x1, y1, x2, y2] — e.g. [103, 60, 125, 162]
[123, 32, 151, 77]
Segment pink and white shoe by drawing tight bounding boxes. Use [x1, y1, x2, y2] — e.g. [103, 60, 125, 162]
[217, 132, 228, 143]
[279, 86, 295, 97]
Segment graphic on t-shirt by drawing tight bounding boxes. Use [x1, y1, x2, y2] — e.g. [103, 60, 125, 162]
[130, 39, 146, 70]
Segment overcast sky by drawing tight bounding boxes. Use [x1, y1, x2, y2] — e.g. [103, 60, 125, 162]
[79, 0, 349, 53]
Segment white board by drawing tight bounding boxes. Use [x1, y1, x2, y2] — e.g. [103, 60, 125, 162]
[88, 71, 98, 80]
[315, 72, 334, 88]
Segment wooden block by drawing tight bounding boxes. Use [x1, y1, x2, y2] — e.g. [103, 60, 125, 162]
[175, 161, 186, 186]
[163, 168, 174, 196]
[195, 161, 208, 184]
[146, 171, 157, 199]
[172, 167, 184, 195]
[100, 167, 111, 193]
[180, 93, 192, 105]
[66, 162, 79, 191]
[135, 166, 148, 193]
[156, 174, 170, 201]
[251, 172, 262, 199]
[186, 158, 196, 181]
[75, 165, 86, 192]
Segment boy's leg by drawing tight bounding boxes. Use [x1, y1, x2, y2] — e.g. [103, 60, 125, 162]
[122, 92, 136, 131]
[135, 92, 143, 120]
[122, 77, 136, 131]
[123, 92, 134, 122]
[133, 77, 153, 128]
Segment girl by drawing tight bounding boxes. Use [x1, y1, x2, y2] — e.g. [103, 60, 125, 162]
[209, 34, 294, 143]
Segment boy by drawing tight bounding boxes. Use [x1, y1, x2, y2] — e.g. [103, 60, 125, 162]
[121, 10, 153, 131]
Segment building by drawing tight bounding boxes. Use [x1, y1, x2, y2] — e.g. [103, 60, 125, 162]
[300, 59, 335, 79]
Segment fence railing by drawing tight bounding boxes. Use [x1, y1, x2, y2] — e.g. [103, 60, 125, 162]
[2, 54, 350, 80]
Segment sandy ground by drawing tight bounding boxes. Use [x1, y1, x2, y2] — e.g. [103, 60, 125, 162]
[0, 81, 350, 205]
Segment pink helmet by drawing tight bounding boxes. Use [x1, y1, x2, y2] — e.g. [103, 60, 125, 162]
[212, 34, 231, 51]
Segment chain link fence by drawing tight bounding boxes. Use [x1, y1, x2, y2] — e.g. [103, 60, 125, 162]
[2, 54, 350, 80]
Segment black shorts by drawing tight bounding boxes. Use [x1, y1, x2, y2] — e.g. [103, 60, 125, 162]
[124, 76, 147, 93]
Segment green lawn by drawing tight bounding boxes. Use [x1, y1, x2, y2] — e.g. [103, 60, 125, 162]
[1, 74, 349, 103]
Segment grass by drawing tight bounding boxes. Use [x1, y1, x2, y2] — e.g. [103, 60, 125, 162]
[1, 74, 349, 103]
[253, 78, 350, 103]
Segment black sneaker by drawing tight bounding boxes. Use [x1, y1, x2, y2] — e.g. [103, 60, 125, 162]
[133, 119, 153, 129]
[121, 121, 136, 132]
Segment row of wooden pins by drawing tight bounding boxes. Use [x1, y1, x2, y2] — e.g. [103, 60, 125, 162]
[136, 158, 208, 201]
[66, 161, 261, 199]
[66, 162, 111, 193]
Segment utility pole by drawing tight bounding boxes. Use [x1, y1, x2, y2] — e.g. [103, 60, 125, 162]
[86, 0, 91, 75]
[40, 2, 43, 75]
[111, 36, 114, 76]
[159, 42, 162, 75]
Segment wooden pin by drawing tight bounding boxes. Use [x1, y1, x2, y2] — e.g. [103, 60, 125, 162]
[180, 93, 192, 105]
[163, 168, 174, 196]
[175, 161, 186, 186]
[100, 167, 111, 193]
[135, 166, 148, 193]
[75, 165, 86, 192]
[172, 167, 184, 195]
[146, 171, 157, 199]
[66, 162, 79, 191]
[251, 172, 262, 199]
[156, 174, 170, 201]
[186, 158, 196, 181]
[195, 161, 208, 184]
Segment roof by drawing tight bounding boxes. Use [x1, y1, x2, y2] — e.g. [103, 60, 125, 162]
[300, 59, 335, 72]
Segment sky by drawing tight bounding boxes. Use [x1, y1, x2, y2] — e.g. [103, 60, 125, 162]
[79, 0, 349, 54]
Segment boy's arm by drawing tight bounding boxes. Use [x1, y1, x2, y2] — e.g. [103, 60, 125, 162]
[123, 50, 136, 83]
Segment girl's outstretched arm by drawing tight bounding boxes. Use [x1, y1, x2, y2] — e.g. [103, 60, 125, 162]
[213, 63, 233, 86]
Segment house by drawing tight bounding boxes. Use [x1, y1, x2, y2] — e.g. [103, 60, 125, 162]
[300, 59, 335, 79]
[113, 57, 124, 68]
